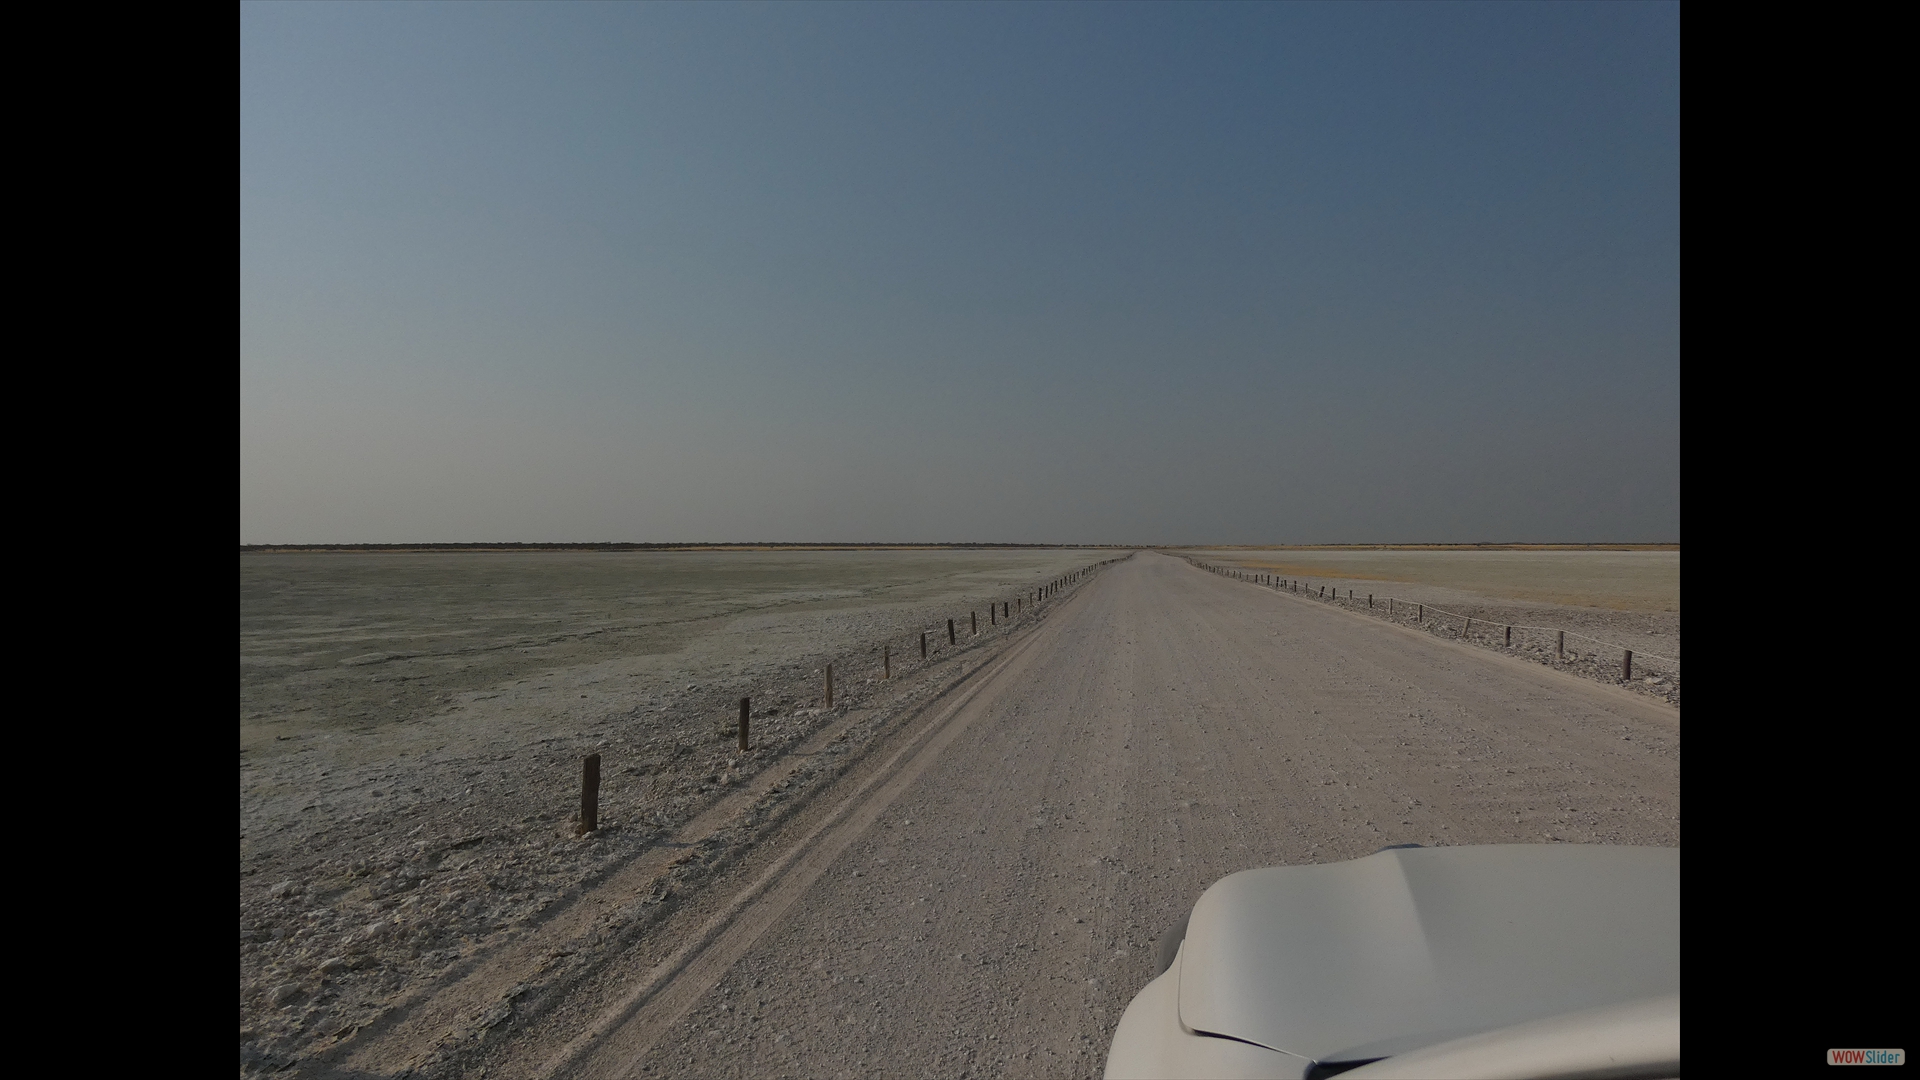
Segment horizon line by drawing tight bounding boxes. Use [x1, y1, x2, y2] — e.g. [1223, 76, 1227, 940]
[240, 541, 1679, 552]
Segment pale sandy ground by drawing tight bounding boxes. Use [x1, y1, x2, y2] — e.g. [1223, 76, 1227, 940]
[1189, 549, 1679, 613]
[1191, 549, 1679, 707]
[240, 550, 1118, 1075]
[256, 552, 1677, 1079]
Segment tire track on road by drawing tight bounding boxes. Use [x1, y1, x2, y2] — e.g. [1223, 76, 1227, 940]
[541, 583, 1099, 1079]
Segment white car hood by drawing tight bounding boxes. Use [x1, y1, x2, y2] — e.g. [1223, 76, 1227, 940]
[1175, 845, 1678, 1063]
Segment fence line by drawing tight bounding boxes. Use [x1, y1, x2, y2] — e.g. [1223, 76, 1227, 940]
[1184, 558, 1678, 672]
[830, 553, 1134, 694]
[573, 553, 1135, 834]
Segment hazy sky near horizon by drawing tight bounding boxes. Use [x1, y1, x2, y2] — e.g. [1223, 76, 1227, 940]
[241, 2, 1677, 545]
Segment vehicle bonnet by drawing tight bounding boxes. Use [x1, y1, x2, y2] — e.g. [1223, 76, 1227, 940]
[1174, 844, 1679, 1063]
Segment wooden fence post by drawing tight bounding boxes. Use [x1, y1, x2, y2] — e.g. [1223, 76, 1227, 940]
[920, 632, 927, 659]
[826, 664, 834, 708]
[1505, 625, 1512, 646]
[1418, 604, 1424, 621]
[1463, 617, 1471, 639]
[971, 611, 977, 635]
[1557, 631, 1565, 659]
[738, 697, 750, 750]
[883, 645, 890, 679]
[948, 619, 956, 645]
[579, 753, 600, 835]
[1623, 650, 1633, 680]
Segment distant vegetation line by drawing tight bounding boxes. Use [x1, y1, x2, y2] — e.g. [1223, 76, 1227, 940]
[1184, 543, 1679, 551]
[239, 542, 1132, 553]
[241, 541, 1675, 553]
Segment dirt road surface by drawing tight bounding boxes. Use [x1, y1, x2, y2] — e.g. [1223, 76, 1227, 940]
[311, 551, 1678, 1080]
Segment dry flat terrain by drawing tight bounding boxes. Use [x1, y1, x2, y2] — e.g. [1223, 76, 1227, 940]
[250, 551, 1678, 1080]
[1195, 548, 1679, 706]
[241, 549, 1116, 764]
[241, 549, 1119, 1073]
[1192, 548, 1679, 613]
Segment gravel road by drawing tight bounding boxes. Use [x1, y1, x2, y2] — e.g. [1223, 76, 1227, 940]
[297, 551, 1678, 1080]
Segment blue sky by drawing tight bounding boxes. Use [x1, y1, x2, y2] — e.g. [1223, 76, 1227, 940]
[240, 2, 1678, 544]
